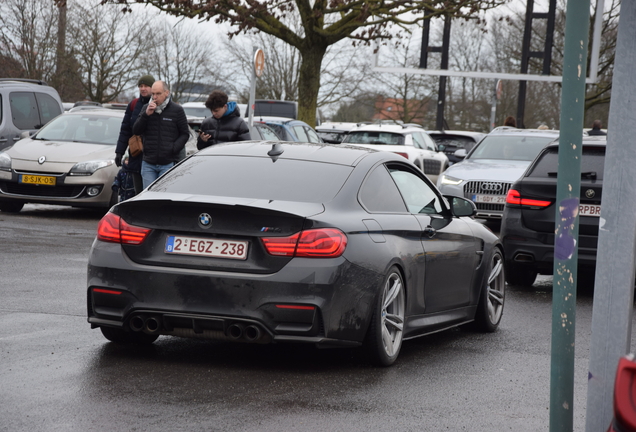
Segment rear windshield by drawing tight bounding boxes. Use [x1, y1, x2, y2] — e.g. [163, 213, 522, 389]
[183, 107, 211, 118]
[430, 135, 479, 150]
[469, 135, 555, 161]
[343, 131, 405, 146]
[151, 155, 353, 203]
[527, 147, 606, 180]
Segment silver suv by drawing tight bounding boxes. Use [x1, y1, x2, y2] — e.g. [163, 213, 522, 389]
[0, 79, 64, 151]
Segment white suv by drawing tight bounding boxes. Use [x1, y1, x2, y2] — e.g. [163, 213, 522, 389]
[341, 124, 449, 183]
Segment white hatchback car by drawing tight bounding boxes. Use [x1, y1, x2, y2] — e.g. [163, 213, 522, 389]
[341, 124, 449, 183]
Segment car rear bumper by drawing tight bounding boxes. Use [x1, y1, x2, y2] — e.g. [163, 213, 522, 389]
[502, 210, 599, 274]
[87, 240, 383, 347]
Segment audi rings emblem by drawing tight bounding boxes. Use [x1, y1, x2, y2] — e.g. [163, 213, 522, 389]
[585, 189, 596, 199]
[38, 156, 46, 164]
[198, 213, 212, 228]
[480, 182, 502, 192]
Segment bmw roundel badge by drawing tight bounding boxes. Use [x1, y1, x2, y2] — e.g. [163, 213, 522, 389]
[198, 213, 212, 228]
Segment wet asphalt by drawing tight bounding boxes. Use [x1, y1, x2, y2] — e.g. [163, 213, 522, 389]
[1, 205, 634, 431]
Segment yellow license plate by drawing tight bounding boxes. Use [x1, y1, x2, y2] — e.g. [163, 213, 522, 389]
[19, 174, 56, 186]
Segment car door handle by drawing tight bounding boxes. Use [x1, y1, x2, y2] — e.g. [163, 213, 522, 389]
[0, 138, 7, 143]
[424, 226, 436, 238]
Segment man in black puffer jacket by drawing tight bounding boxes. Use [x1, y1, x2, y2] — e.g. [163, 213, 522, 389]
[133, 80, 189, 188]
[197, 90, 251, 150]
[114, 74, 154, 195]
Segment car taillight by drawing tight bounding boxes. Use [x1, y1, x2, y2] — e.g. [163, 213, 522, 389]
[393, 152, 409, 159]
[97, 212, 151, 245]
[262, 228, 347, 258]
[506, 189, 552, 208]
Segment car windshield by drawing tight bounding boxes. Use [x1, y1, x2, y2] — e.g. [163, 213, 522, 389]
[151, 155, 353, 203]
[183, 107, 211, 118]
[343, 131, 405, 146]
[34, 114, 122, 145]
[318, 131, 346, 144]
[468, 135, 555, 161]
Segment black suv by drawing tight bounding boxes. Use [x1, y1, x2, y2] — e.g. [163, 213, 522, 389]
[500, 136, 606, 286]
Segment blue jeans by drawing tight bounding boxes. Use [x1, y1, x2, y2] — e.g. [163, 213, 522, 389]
[141, 161, 174, 189]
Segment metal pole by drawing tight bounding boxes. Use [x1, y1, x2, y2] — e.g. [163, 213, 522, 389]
[435, 15, 451, 131]
[585, 2, 636, 430]
[248, 47, 257, 127]
[489, 80, 497, 131]
[549, 0, 589, 430]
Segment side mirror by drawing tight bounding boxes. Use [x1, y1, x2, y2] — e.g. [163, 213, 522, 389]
[447, 196, 476, 218]
[454, 149, 467, 159]
[19, 131, 34, 139]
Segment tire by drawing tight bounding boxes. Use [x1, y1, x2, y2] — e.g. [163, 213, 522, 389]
[472, 249, 505, 332]
[0, 201, 24, 213]
[100, 327, 159, 345]
[505, 263, 537, 287]
[365, 266, 406, 366]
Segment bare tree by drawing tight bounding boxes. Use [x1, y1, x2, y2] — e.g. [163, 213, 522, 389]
[102, 0, 508, 127]
[226, 29, 372, 113]
[0, 0, 59, 81]
[148, 18, 225, 103]
[66, 2, 151, 103]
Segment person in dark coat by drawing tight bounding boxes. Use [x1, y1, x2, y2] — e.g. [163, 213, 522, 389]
[114, 74, 155, 195]
[197, 90, 251, 150]
[588, 119, 607, 136]
[133, 80, 189, 188]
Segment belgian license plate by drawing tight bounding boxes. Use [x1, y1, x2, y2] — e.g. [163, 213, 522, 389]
[19, 174, 56, 186]
[165, 235, 248, 260]
[579, 204, 601, 217]
[472, 194, 506, 204]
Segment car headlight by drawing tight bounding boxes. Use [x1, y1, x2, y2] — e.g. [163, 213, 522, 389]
[439, 174, 463, 186]
[0, 152, 11, 172]
[69, 160, 114, 176]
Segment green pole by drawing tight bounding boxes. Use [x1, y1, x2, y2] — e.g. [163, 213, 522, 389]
[549, 1, 589, 431]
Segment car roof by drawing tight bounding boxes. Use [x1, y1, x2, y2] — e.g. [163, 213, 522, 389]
[255, 116, 308, 125]
[487, 127, 559, 138]
[194, 141, 401, 166]
[428, 130, 486, 139]
[348, 123, 424, 134]
[545, 135, 607, 149]
[315, 122, 360, 132]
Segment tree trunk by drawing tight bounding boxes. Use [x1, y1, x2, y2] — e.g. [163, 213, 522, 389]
[297, 44, 327, 128]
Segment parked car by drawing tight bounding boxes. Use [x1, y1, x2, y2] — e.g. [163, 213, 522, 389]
[341, 123, 449, 184]
[246, 100, 297, 119]
[0, 109, 125, 212]
[607, 354, 636, 432]
[437, 127, 560, 221]
[186, 116, 280, 143]
[500, 135, 606, 286]
[427, 130, 486, 165]
[256, 116, 323, 143]
[0, 78, 64, 151]
[182, 101, 211, 119]
[315, 122, 360, 144]
[86, 141, 505, 366]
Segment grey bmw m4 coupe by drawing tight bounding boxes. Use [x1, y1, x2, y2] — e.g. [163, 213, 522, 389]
[87, 141, 505, 366]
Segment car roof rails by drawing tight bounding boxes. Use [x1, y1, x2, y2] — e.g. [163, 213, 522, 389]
[402, 123, 423, 129]
[0, 78, 48, 86]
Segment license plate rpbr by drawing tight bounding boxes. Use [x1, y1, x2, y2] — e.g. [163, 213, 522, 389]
[165, 235, 248, 260]
[579, 204, 601, 217]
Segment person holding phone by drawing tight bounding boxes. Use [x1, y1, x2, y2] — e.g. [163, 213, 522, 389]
[197, 90, 251, 150]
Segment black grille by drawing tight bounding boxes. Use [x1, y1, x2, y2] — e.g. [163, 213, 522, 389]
[463, 181, 512, 213]
[0, 181, 85, 198]
[422, 159, 442, 175]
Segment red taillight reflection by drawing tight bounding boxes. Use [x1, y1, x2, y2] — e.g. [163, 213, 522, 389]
[276, 305, 316, 310]
[93, 288, 122, 295]
[506, 189, 551, 208]
[97, 212, 151, 245]
[393, 152, 409, 159]
[262, 228, 347, 258]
